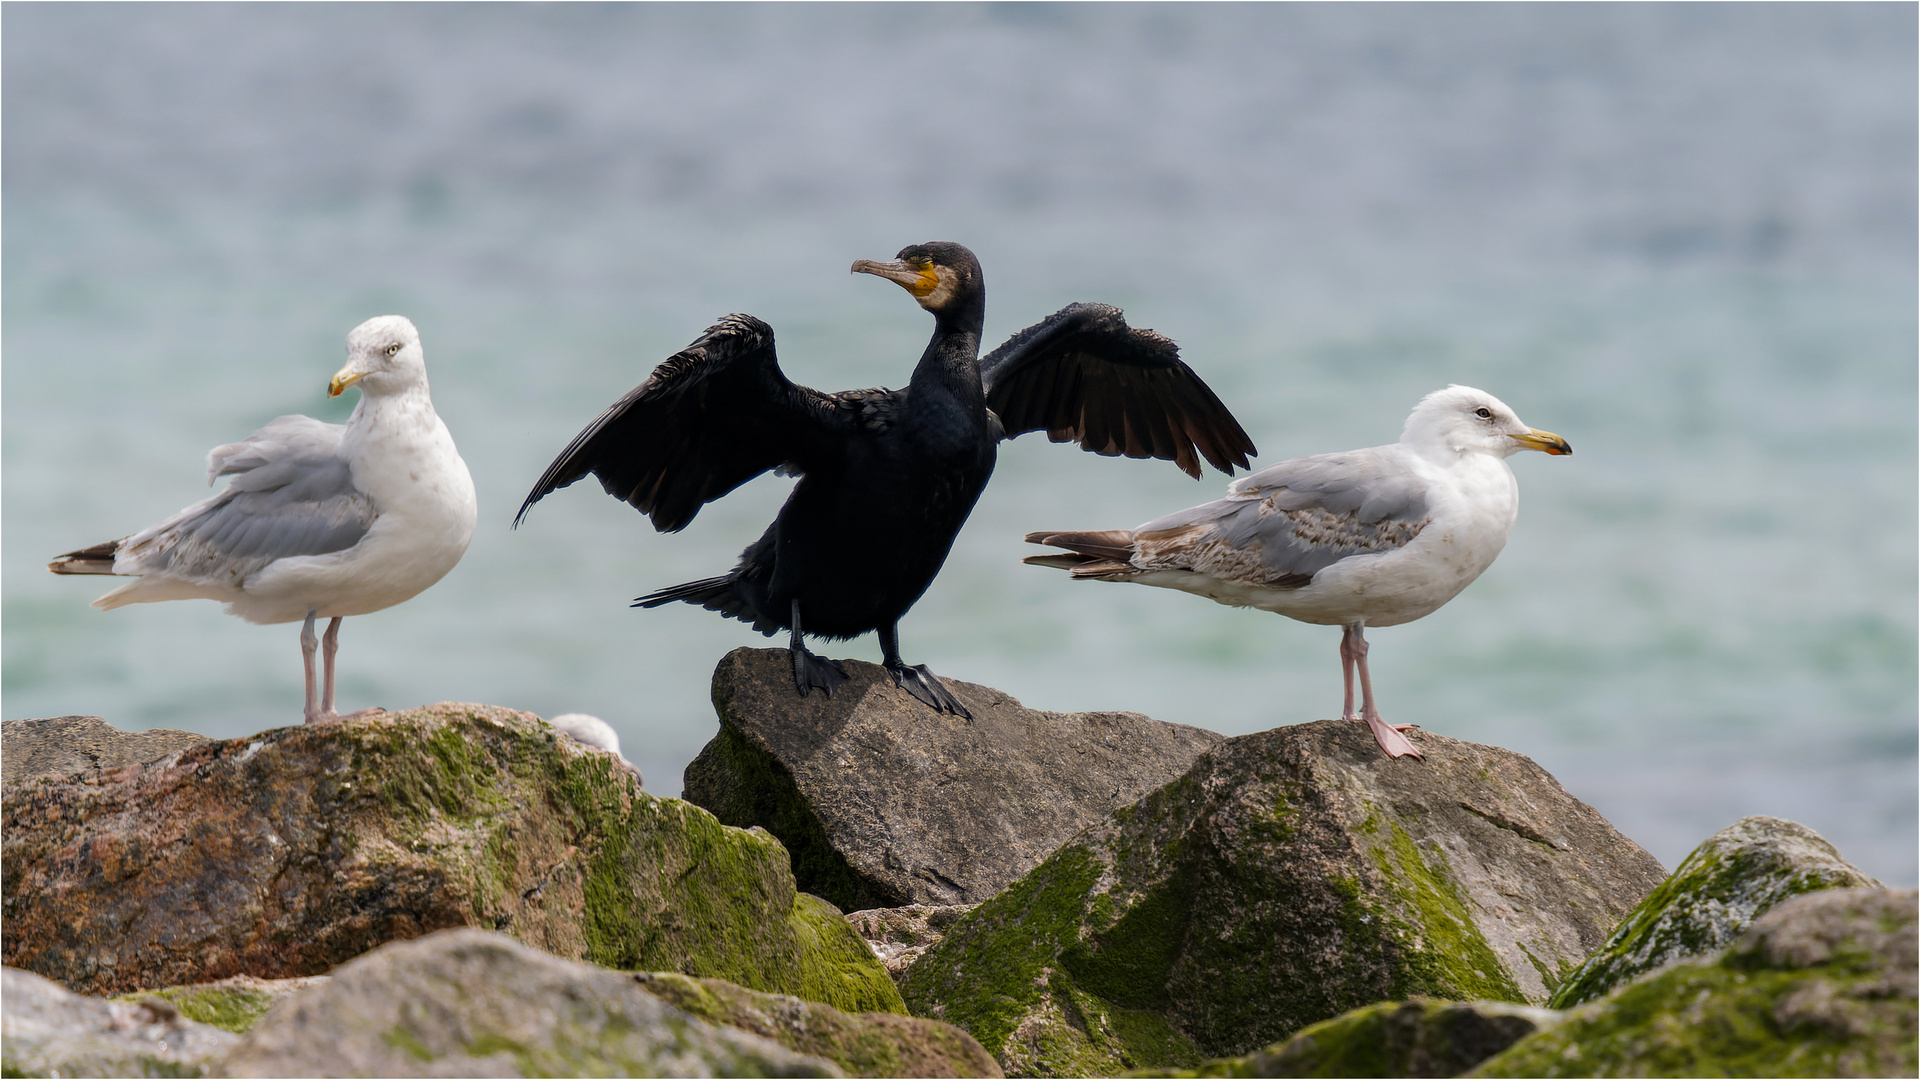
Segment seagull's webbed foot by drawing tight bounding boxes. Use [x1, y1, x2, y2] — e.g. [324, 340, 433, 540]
[1352, 709, 1423, 759]
[885, 661, 973, 720]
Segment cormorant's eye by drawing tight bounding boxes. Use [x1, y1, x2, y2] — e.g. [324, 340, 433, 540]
[385, 342, 403, 356]
[1474, 407, 1492, 420]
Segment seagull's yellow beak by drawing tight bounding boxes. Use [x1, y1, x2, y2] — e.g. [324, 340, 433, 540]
[1510, 428, 1573, 455]
[328, 367, 366, 398]
[851, 257, 939, 298]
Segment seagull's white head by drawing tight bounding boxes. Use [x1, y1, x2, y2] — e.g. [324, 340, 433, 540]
[331, 315, 426, 399]
[1401, 385, 1572, 460]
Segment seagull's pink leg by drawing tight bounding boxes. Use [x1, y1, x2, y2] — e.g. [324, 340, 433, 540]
[300, 610, 323, 724]
[1339, 624, 1360, 722]
[1344, 623, 1422, 759]
[317, 617, 383, 723]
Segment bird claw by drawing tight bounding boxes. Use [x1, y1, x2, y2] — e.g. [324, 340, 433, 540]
[791, 647, 848, 698]
[303, 706, 386, 726]
[886, 663, 973, 720]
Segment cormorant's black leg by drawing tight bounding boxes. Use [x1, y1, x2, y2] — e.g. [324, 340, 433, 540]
[789, 600, 847, 698]
[879, 623, 972, 720]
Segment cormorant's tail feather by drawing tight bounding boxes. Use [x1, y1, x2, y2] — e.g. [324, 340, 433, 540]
[48, 540, 123, 575]
[634, 576, 781, 636]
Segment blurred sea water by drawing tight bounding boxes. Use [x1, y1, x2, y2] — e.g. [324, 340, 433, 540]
[4, 4, 1914, 882]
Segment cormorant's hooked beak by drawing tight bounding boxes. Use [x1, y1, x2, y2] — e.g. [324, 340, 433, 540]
[851, 257, 938, 298]
[328, 367, 366, 398]
[1510, 428, 1572, 455]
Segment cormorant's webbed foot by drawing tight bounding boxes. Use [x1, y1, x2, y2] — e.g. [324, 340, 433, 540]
[885, 661, 973, 720]
[787, 601, 846, 698]
[791, 644, 848, 698]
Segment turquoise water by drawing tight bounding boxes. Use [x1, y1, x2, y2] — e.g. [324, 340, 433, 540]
[5, 5, 1914, 883]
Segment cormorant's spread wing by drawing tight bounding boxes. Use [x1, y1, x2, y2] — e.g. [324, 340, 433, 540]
[516, 314, 850, 533]
[979, 302, 1256, 478]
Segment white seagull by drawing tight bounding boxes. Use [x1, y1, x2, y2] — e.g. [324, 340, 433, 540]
[1024, 385, 1570, 759]
[49, 315, 478, 725]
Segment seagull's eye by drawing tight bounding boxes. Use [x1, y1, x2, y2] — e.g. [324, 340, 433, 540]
[1474, 407, 1492, 420]
[385, 343, 403, 357]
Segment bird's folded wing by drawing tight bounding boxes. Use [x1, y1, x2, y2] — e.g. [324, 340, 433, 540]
[978, 302, 1256, 478]
[1134, 450, 1432, 584]
[119, 420, 375, 585]
[515, 313, 855, 533]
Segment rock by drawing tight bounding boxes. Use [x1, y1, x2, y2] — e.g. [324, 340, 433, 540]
[1474, 887, 1917, 1078]
[1147, 998, 1561, 1078]
[635, 970, 1002, 1078]
[2, 964, 239, 1078]
[2, 714, 209, 787]
[901, 720, 1667, 1076]
[121, 974, 331, 1034]
[684, 647, 1223, 911]
[2, 702, 901, 1016]
[214, 927, 842, 1078]
[1549, 815, 1881, 1008]
[846, 905, 978, 980]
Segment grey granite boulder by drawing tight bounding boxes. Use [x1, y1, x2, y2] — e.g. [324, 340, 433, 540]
[1548, 815, 1881, 1008]
[901, 720, 1667, 1077]
[2, 714, 209, 786]
[684, 647, 1223, 911]
[2, 965, 239, 1078]
[1475, 887, 1917, 1077]
[214, 928, 840, 1077]
[1150, 999, 1561, 1078]
[119, 974, 331, 1034]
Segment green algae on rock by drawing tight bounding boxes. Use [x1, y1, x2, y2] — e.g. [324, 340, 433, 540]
[1139, 998, 1560, 1079]
[2, 703, 900, 1016]
[215, 928, 842, 1078]
[902, 721, 1665, 1076]
[1548, 815, 1882, 1009]
[1474, 887, 1917, 1078]
[115, 974, 328, 1034]
[635, 970, 1002, 1078]
[3, 965, 238, 1078]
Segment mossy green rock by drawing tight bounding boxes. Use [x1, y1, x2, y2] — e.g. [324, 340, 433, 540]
[902, 721, 1666, 1077]
[214, 928, 841, 1077]
[1474, 887, 1917, 1078]
[1140, 998, 1560, 1078]
[2, 703, 900, 1016]
[1549, 815, 1880, 1009]
[635, 971, 1002, 1077]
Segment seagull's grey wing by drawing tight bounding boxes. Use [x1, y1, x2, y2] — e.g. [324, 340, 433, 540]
[515, 313, 856, 533]
[118, 415, 376, 585]
[979, 302, 1255, 478]
[1136, 449, 1431, 586]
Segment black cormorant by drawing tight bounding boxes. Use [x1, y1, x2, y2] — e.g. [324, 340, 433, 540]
[516, 242, 1255, 718]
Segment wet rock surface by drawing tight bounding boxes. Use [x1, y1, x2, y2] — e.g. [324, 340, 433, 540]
[846, 904, 978, 980]
[2, 703, 899, 1014]
[1151, 998, 1561, 1079]
[1475, 887, 1918, 1078]
[2, 714, 210, 787]
[2, 964, 239, 1078]
[901, 720, 1667, 1076]
[1549, 814, 1882, 1008]
[685, 647, 1223, 911]
[635, 970, 1002, 1078]
[214, 928, 842, 1078]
